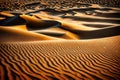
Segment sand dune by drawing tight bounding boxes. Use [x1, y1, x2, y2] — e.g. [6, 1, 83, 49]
[0, 36, 120, 80]
[0, 1, 120, 80]
[33, 12, 120, 39]
[20, 14, 61, 30]
[0, 27, 62, 42]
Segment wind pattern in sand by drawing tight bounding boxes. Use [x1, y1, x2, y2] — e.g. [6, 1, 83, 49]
[0, 1, 120, 80]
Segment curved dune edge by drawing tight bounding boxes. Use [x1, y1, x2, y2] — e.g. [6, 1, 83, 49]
[0, 36, 120, 80]
[20, 14, 62, 30]
[0, 27, 63, 42]
[0, 26, 80, 41]
[33, 12, 119, 30]
[0, 25, 28, 31]
[33, 13, 98, 31]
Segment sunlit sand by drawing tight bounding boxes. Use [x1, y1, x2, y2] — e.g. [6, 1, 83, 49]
[0, 0, 120, 80]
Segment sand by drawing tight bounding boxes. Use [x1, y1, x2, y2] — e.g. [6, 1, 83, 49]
[0, 36, 120, 80]
[0, 0, 120, 11]
[0, 0, 120, 80]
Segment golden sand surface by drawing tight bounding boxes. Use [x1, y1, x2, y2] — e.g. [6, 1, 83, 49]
[0, 36, 120, 80]
[0, 2, 120, 80]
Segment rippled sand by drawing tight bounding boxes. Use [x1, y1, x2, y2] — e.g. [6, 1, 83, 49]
[0, 1, 120, 80]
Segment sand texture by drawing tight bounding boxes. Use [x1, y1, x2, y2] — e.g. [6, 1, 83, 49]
[1, 36, 120, 80]
[0, 0, 120, 80]
[0, 0, 120, 11]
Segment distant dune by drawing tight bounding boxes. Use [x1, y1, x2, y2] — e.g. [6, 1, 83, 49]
[0, 0, 120, 11]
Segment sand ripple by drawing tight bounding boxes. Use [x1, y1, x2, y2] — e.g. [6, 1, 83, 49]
[0, 36, 120, 80]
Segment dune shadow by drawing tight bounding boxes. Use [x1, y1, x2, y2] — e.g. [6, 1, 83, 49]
[0, 15, 26, 26]
[60, 26, 120, 39]
[94, 11, 120, 18]
[83, 24, 114, 28]
[26, 20, 61, 30]
[62, 16, 120, 24]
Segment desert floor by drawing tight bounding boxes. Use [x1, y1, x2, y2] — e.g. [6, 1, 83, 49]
[0, 0, 120, 80]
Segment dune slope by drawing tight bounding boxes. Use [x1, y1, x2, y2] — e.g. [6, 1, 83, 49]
[0, 36, 120, 80]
